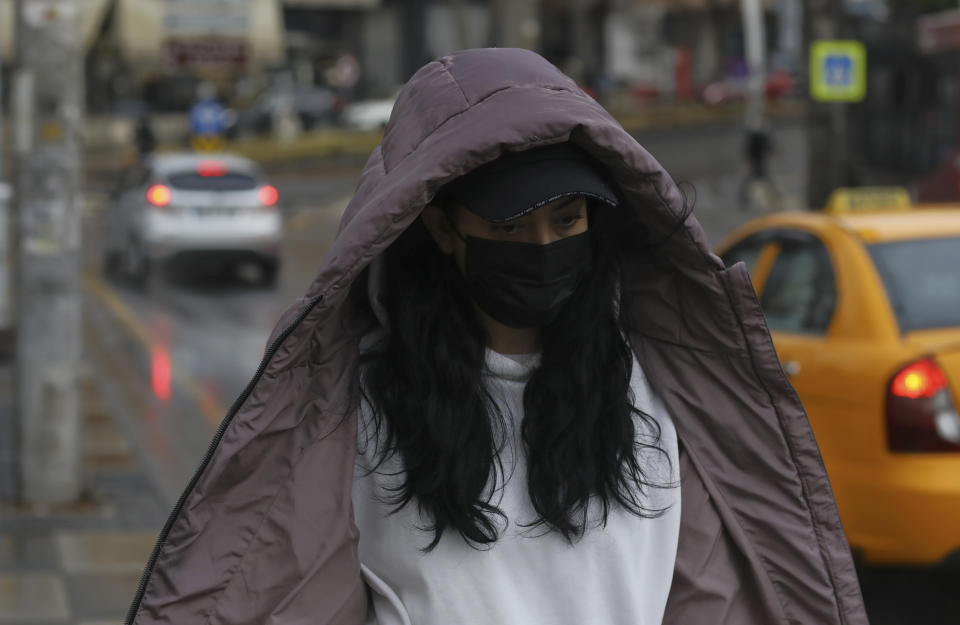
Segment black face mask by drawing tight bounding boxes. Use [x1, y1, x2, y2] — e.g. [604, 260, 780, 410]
[458, 231, 593, 329]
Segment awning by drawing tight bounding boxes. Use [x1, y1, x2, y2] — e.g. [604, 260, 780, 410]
[115, 0, 284, 70]
[918, 9, 960, 54]
[1, 0, 112, 63]
[283, 0, 379, 7]
[624, 0, 773, 8]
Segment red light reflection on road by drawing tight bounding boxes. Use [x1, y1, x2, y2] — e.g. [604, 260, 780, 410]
[149, 315, 173, 401]
[152, 346, 172, 401]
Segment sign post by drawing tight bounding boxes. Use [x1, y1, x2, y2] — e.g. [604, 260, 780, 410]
[189, 96, 227, 153]
[805, 26, 867, 208]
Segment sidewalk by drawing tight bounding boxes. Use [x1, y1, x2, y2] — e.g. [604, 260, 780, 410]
[0, 360, 167, 625]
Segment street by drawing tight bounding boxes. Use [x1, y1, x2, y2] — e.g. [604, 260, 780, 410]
[78, 120, 959, 624]
[5, 0, 959, 619]
[82, 122, 794, 503]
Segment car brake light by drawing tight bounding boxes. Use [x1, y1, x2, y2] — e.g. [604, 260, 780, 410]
[258, 185, 279, 207]
[147, 184, 171, 208]
[891, 360, 947, 399]
[886, 358, 960, 452]
[197, 160, 227, 177]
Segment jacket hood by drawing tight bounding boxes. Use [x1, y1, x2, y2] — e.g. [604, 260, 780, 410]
[129, 48, 867, 625]
[315, 48, 720, 323]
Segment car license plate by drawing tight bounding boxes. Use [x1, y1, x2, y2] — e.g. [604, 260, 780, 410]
[195, 206, 236, 216]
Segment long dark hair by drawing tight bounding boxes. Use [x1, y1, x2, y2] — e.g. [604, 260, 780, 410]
[351, 200, 675, 551]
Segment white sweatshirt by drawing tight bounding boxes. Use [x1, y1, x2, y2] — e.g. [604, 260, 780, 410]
[353, 349, 681, 625]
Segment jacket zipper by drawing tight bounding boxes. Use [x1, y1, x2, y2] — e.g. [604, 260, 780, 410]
[124, 293, 324, 625]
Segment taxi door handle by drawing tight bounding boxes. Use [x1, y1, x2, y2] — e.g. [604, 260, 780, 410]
[782, 360, 802, 378]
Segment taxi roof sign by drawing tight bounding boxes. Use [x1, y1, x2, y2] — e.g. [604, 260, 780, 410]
[810, 40, 867, 102]
[825, 187, 911, 214]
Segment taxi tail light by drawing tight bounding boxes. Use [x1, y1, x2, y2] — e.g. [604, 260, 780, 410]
[146, 184, 172, 210]
[886, 358, 960, 453]
[258, 185, 279, 209]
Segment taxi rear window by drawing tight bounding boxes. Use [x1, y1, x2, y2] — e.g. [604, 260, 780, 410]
[167, 171, 258, 191]
[869, 237, 960, 332]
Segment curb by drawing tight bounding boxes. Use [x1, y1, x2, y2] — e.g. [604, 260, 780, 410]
[612, 98, 805, 133]
[228, 128, 383, 164]
[83, 99, 806, 172]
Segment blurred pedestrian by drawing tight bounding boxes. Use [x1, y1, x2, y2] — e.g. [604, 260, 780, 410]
[739, 121, 778, 210]
[134, 112, 156, 160]
[129, 49, 868, 625]
[329, 51, 361, 102]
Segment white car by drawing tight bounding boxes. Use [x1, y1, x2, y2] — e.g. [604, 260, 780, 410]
[342, 94, 397, 131]
[103, 153, 282, 287]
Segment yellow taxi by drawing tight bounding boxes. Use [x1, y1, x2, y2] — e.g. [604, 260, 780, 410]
[717, 188, 960, 566]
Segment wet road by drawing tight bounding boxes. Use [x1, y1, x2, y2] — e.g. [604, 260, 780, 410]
[81, 121, 959, 624]
[83, 169, 357, 504]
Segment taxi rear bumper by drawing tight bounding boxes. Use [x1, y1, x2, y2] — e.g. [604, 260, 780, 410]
[845, 458, 960, 565]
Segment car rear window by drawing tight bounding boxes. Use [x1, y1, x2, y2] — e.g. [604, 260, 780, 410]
[869, 236, 960, 332]
[167, 171, 258, 191]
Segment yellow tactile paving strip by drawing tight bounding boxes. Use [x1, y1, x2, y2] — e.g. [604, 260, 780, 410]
[56, 531, 157, 575]
[0, 573, 70, 621]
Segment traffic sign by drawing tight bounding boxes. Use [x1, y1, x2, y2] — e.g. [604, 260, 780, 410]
[191, 135, 226, 153]
[189, 99, 227, 136]
[810, 40, 867, 102]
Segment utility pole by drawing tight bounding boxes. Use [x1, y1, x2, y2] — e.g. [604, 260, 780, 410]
[805, 0, 850, 209]
[451, 0, 471, 50]
[740, 0, 767, 129]
[570, 0, 598, 84]
[12, 0, 84, 504]
[402, 0, 429, 79]
[492, 0, 540, 51]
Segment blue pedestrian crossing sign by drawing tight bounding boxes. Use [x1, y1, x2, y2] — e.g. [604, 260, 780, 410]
[810, 40, 867, 102]
[189, 99, 227, 136]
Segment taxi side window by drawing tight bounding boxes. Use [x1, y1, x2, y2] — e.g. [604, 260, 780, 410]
[760, 237, 836, 335]
[722, 234, 768, 275]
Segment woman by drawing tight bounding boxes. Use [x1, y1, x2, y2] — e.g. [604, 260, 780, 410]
[352, 143, 681, 624]
[127, 48, 867, 625]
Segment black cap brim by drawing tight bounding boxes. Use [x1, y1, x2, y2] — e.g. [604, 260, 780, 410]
[443, 143, 618, 222]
